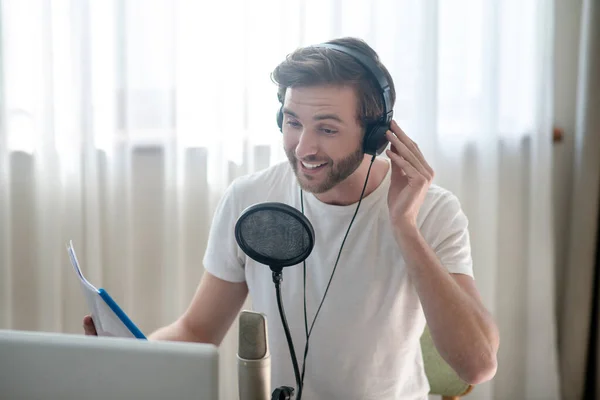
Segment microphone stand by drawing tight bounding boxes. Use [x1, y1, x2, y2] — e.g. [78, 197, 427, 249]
[271, 269, 302, 400]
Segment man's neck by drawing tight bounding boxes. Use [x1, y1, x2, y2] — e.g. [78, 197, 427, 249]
[313, 157, 389, 206]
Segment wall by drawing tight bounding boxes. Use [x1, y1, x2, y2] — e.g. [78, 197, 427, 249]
[553, 0, 583, 328]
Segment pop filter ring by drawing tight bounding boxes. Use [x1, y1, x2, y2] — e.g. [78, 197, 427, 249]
[234, 202, 315, 271]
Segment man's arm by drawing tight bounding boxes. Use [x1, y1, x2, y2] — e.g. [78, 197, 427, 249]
[148, 271, 248, 345]
[395, 225, 499, 385]
[384, 121, 498, 384]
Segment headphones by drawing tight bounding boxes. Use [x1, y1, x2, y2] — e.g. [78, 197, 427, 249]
[276, 42, 394, 156]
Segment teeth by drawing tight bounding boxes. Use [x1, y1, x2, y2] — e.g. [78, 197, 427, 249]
[302, 161, 326, 169]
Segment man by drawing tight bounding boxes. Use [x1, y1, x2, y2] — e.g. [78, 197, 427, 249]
[85, 37, 499, 399]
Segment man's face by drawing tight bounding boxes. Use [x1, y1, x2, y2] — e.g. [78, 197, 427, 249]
[282, 85, 365, 194]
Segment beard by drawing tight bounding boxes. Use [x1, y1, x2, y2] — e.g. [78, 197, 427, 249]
[285, 145, 364, 194]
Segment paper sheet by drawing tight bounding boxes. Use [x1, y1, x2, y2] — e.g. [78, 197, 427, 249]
[67, 241, 138, 338]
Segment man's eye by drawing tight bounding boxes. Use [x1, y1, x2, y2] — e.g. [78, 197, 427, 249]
[286, 121, 301, 128]
[321, 128, 337, 135]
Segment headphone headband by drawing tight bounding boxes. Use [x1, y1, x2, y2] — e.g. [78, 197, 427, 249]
[312, 43, 393, 124]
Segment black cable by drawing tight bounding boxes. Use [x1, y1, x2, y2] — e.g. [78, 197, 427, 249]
[301, 191, 309, 343]
[273, 271, 302, 398]
[299, 154, 376, 390]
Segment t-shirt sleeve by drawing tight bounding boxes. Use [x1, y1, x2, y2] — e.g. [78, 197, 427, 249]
[202, 182, 247, 283]
[422, 192, 474, 278]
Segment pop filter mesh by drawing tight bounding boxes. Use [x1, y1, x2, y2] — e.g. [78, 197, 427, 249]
[237, 206, 312, 266]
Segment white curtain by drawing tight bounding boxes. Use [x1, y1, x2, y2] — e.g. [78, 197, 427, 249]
[0, 0, 560, 399]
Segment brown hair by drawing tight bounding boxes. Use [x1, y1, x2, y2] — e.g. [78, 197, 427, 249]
[271, 37, 396, 128]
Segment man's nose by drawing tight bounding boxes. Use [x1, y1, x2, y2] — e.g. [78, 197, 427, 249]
[295, 130, 318, 159]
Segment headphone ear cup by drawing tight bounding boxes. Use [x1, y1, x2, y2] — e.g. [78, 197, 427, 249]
[362, 124, 375, 154]
[373, 125, 391, 155]
[276, 106, 284, 132]
[363, 123, 390, 156]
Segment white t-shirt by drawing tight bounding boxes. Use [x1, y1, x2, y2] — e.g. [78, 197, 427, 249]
[203, 160, 474, 400]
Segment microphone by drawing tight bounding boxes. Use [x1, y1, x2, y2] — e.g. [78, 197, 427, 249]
[238, 310, 271, 400]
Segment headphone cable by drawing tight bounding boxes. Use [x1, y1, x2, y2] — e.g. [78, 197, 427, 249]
[298, 154, 377, 397]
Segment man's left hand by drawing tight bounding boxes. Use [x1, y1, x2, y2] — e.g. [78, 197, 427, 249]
[385, 120, 434, 230]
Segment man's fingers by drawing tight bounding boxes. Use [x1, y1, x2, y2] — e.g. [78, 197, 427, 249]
[386, 149, 428, 186]
[389, 121, 434, 176]
[83, 315, 98, 336]
[386, 132, 430, 179]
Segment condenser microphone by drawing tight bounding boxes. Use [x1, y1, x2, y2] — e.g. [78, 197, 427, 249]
[238, 310, 271, 400]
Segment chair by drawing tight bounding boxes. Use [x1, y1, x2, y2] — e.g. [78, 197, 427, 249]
[420, 326, 473, 400]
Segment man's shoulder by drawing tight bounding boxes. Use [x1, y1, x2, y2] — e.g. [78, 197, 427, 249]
[420, 184, 464, 221]
[232, 161, 291, 189]
[230, 161, 294, 203]
[425, 184, 458, 204]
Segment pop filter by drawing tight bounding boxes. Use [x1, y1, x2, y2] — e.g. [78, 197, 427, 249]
[234, 202, 315, 273]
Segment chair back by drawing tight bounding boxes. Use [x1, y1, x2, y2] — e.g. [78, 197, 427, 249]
[420, 326, 472, 397]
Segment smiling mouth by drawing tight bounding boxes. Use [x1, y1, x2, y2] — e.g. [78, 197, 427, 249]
[298, 160, 328, 175]
[301, 161, 327, 169]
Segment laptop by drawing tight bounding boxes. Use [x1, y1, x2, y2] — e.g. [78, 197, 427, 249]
[0, 329, 219, 400]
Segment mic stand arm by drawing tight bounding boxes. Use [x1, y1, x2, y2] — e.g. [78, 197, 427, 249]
[271, 270, 303, 400]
